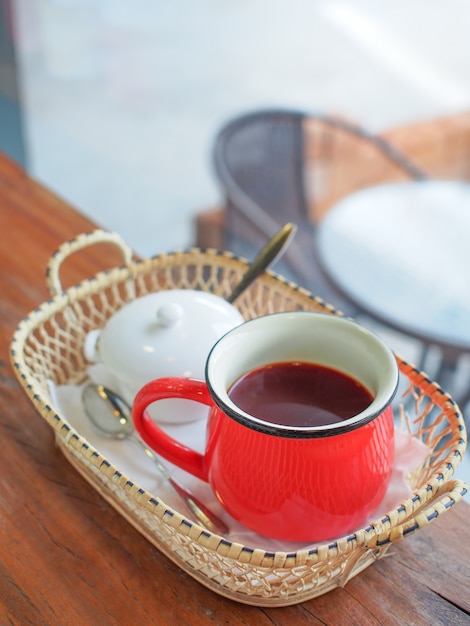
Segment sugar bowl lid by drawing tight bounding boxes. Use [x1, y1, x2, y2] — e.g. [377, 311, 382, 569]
[84, 289, 244, 387]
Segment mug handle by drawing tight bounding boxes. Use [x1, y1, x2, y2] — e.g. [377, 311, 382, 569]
[132, 377, 213, 482]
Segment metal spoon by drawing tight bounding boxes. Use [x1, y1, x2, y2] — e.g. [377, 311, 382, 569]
[81, 383, 229, 536]
[227, 222, 297, 303]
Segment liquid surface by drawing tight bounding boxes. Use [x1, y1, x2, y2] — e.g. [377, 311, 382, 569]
[228, 361, 374, 427]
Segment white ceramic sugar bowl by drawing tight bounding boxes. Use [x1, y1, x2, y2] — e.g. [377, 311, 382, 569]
[84, 289, 244, 424]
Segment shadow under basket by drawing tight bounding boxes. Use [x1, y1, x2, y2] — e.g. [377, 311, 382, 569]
[10, 229, 468, 607]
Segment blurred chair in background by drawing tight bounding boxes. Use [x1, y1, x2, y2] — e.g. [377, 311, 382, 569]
[211, 108, 426, 311]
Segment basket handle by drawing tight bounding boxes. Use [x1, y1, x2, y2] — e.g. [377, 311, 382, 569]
[46, 229, 135, 297]
[366, 478, 468, 548]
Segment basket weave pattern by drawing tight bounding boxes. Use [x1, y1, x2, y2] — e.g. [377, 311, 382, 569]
[10, 231, 467, 606]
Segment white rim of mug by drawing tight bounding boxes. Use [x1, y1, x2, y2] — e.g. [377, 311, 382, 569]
[205, 311, 399, 439]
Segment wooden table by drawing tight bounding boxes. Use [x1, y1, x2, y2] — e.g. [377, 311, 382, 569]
[1, 153, 469, 625]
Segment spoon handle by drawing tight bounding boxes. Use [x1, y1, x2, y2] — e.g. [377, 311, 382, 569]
[227, 222, 297, 303]
[134, 436, 229, 536]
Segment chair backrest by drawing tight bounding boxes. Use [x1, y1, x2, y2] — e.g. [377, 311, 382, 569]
[213, 110, 310, 234]
[212, 107, 427, 294]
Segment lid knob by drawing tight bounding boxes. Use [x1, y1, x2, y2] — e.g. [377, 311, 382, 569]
[156, 302, 184, 327]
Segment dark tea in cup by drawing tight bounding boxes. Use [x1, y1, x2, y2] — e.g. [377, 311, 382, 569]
[228, 361, 374, 427]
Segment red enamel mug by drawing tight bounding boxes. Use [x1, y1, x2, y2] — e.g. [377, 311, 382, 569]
[132, 312, 399, 542]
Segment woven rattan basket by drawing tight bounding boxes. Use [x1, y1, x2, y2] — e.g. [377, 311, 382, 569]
[10, 230, 468, 607]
